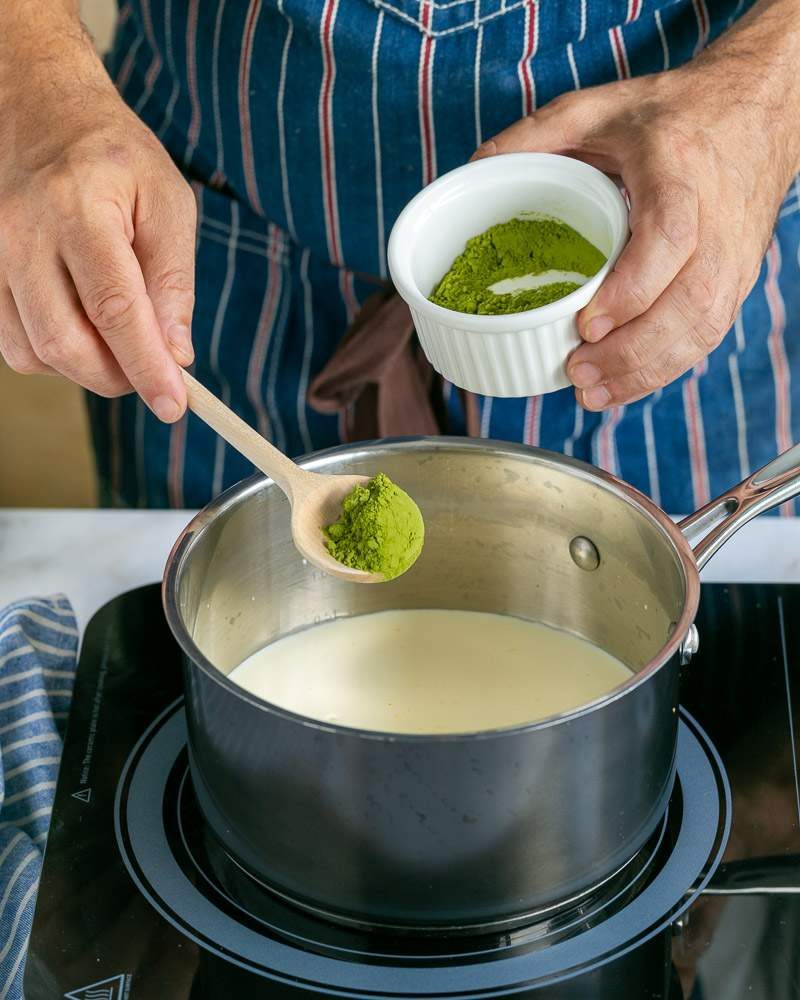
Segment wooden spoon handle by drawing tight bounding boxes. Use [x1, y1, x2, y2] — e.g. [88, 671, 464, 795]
[181, 370, 304, 500]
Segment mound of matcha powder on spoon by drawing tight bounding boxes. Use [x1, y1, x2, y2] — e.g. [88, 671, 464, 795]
[324, 473, 424, 581]
[430, 216, 606, 315]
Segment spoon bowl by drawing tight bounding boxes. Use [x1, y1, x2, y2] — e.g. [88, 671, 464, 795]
[290, 471, 385, 583]
[181, 371, 386, 584]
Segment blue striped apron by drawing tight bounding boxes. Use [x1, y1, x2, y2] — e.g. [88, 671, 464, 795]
[90, 0, 800, 514]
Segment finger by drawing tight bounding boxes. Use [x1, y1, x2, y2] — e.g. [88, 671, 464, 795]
[472, 95, 587, 160]
[0, 286, 54, 376]
[60, 218, 187, 421]
[8, 261, 132, 397]
[134, 176, 197, 365]
[574, 341, 698, 411]
[472, 84, 630, 169]
[578, 173, 699, 342]
[568, 247, 733, 409]
[473, 87, 700, 344]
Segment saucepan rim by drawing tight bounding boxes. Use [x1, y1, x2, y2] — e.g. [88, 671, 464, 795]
[162, 437, 700, 742]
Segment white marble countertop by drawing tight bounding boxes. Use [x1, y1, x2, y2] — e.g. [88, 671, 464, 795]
[2, 509, 800, 633]
[0, 509, 194, 632]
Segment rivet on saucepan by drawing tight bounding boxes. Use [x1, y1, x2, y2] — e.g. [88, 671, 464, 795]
[569, 536, 600, 571]
[679, 624, 700, 666]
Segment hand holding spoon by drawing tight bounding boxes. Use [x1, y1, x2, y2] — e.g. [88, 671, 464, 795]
[182, 370, 384, 583]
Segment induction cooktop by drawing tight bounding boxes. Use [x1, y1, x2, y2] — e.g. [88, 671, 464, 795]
[22, 584, 800, 999]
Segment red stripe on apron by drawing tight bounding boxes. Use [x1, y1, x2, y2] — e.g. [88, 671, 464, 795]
[371, 11, 387, 275]
[418, 2, 437, 187]
[524, 395, 542, 448]
[692, 0, 710, 54]
[765, 239, 793, 516]
[246, 227, 284, 439]
[609, 26, 631, 79]
[336, 271, 363, 440]
[167, 416, 187, 509]
[140, 0, 163, 93]
[626, 0, 642, 23]
[517, 2, 539, 117]
[319, 0, 343, 264]
[115, 31, 143, 93]
[683, 361, 710, 508]
[597, 405, 624, 476]
[239, 0, 264, 216]
[185, 0, 201, 150]
[338, 270, 360, 327]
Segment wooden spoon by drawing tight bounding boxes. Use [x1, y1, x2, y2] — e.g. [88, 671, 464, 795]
[182, 371, 382, 584]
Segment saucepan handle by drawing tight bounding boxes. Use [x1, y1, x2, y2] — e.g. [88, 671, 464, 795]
[679, 443, 800, 571]
[701, 855, 800, 895]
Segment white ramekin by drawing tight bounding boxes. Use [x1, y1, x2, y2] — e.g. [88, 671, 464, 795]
[387, 153, 629, 398]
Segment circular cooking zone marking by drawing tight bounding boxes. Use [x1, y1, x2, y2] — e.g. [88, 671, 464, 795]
[176, 767, 668, 949]
[114, 701, 730, 996]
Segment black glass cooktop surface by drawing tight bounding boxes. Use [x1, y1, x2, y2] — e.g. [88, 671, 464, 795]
[22, 584, 800, 999]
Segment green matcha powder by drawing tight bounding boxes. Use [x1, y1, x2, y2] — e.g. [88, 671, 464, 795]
[325, 473, 424, 581]
[429, 216, 606, 316]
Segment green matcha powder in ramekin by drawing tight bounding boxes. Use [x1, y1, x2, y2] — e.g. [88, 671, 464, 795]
[429, 216, 607, 315]
[324, 473, 424, 581]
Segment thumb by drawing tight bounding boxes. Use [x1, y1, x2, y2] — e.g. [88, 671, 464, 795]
[472, 95, 589, 161]
[134, 177, 197, 366]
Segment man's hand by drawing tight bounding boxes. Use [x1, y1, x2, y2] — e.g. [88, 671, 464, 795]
[474, 2, 800, 410]
[0, 9, 195, 422]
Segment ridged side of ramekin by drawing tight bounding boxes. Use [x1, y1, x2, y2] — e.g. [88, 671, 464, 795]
[388, 154, 629, 399]
[411, 308, 580, 397]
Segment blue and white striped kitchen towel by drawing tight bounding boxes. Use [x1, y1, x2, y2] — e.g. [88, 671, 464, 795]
[0, 596, 77, 1000]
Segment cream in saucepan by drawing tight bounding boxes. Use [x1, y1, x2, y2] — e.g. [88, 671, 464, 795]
[229, 609, 632, 735]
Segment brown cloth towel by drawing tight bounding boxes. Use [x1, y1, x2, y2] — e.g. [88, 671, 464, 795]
[307, 288, 480, 440]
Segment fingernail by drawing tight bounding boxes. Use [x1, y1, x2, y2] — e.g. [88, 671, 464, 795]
[582, 385, 611, 410]
[170, 343, 194, 365]
[472, 139, 497, 160]
[585, 315, 615, 341]
[167, 324, 194, 364]
[569, 362, 603, 389]
[152, 395, 182, 422]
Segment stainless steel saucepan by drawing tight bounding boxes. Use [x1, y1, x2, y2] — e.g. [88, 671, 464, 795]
[163, 438, 800, 931]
